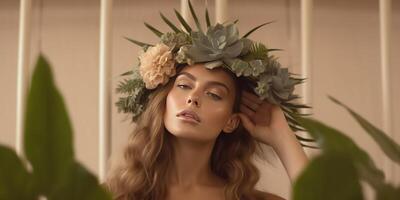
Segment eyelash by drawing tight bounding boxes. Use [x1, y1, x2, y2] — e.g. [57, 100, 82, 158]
[177, 84, 222, 100]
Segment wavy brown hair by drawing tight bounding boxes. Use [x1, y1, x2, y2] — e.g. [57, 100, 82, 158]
[105, 65, 270, 200]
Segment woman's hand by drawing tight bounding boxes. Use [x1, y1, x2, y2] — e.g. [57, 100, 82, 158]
[237, 90, 293, 147]
[238, 90, 309, 183]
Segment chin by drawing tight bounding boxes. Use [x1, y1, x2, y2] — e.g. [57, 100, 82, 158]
[165, 123, 217, 142]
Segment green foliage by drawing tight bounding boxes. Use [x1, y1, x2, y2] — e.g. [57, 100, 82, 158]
[293, 97, 400, 200]
[0, 54, 111, 200]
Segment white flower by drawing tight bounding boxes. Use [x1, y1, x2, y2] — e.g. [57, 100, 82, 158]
[138, 43, 176, 89]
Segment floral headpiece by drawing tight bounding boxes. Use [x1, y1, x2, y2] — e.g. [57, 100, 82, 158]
[116, 1, 313, 145]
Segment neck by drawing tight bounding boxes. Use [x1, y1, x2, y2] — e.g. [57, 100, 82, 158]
[168, 136, 222, 188]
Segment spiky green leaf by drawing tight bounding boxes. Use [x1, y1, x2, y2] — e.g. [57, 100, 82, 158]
[160, 12, 181, 33]
[242, 21, 275, 38]
[124, 36, 153, 48]
[174, 9, 192, 33]
[144, 22, 163, 37]
[188, 0, 203, 32]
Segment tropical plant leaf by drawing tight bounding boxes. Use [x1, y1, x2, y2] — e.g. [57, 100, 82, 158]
[24, 55, 74, 195]
[124, 36, 153, 48]
[329, 96, 400, 164]
[50, 162, 111, 200]
[160, 12, 181, 33]
[0, 145, 35, 200]
[144, 22, 163, 37]
[295, 116, 386, 189]
[188, 0, 203, 32]
[242, 21, 275, 38]
[293, 153, 364, 200]
[374, 184, 400, 200]
[174, 9, 192, 33]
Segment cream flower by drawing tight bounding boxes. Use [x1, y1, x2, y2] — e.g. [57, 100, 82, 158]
[138, 43, 176, 89]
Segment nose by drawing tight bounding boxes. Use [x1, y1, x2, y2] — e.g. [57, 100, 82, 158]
[187, 95, 200, 107]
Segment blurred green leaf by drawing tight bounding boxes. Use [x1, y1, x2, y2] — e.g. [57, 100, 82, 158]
[293, 153, 364, 200]
[375, 184, 400, 200]
[24, 55, 74, 195]
[329, 96, 400, 164]
[50, 162, 111, 200]
[296, 116, 386, 187]
[0, 145, 35, 200]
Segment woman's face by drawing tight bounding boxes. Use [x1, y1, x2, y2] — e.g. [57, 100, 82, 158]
[164, 64, 240, 142]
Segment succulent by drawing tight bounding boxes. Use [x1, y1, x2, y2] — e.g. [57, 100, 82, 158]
[184, 23, 244, 68]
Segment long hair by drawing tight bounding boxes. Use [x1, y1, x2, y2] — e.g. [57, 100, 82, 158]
[105, 65, 269, 200]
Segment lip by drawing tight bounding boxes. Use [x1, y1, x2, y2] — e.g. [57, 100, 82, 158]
[176, 109, 201, 123]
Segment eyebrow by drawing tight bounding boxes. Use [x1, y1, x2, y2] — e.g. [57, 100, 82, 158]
[176, 72, 230, 94]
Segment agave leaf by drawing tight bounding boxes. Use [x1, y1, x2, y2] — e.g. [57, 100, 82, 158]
[124, 36, 153, 48]
[205, 8, 211, 27]
[174, 9, 192, 33]
[242, 20, 275, 38]
[188, 0, 203, 32]
[144, 22, 163, 37]
[329, 96, 400, 164]
[159, 12, 181, 33]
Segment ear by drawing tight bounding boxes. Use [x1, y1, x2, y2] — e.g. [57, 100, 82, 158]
[223, 113, 240, 133]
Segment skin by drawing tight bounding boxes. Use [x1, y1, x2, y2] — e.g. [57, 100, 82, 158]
[163, 64, 308, 200]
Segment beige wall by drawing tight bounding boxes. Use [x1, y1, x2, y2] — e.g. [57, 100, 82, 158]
[1, 0, 399, 199]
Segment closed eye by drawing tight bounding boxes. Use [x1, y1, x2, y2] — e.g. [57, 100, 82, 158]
[176, 84, 222, 100]
[207, 92, 222, 100]
[177, 84, 190, 89]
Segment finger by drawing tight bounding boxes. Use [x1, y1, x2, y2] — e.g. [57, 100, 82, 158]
[241, 95, 259, 111]
[238, 113, 255, 134]
[242, 90, 263, 105]
[240, 104, 255, 118]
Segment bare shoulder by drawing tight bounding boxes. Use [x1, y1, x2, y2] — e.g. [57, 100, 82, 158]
[254, 189, 286, 200]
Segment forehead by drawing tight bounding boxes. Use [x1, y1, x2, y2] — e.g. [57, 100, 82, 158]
[178, 64, 235, 87]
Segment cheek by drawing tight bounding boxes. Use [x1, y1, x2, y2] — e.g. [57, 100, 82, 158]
[164, 89, 187, 130]
[202, 102, 233, 130]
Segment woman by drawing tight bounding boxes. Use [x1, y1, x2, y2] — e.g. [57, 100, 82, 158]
[106, 63, 308, 200]
[107, 2, 310, 198]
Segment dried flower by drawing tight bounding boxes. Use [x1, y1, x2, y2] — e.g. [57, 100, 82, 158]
[138, 43, 176, 89]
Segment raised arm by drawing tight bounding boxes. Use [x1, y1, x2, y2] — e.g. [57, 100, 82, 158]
[238, 90, 309, 183]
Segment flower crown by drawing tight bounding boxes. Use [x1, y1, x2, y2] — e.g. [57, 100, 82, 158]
[116, 1, 313, 146]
